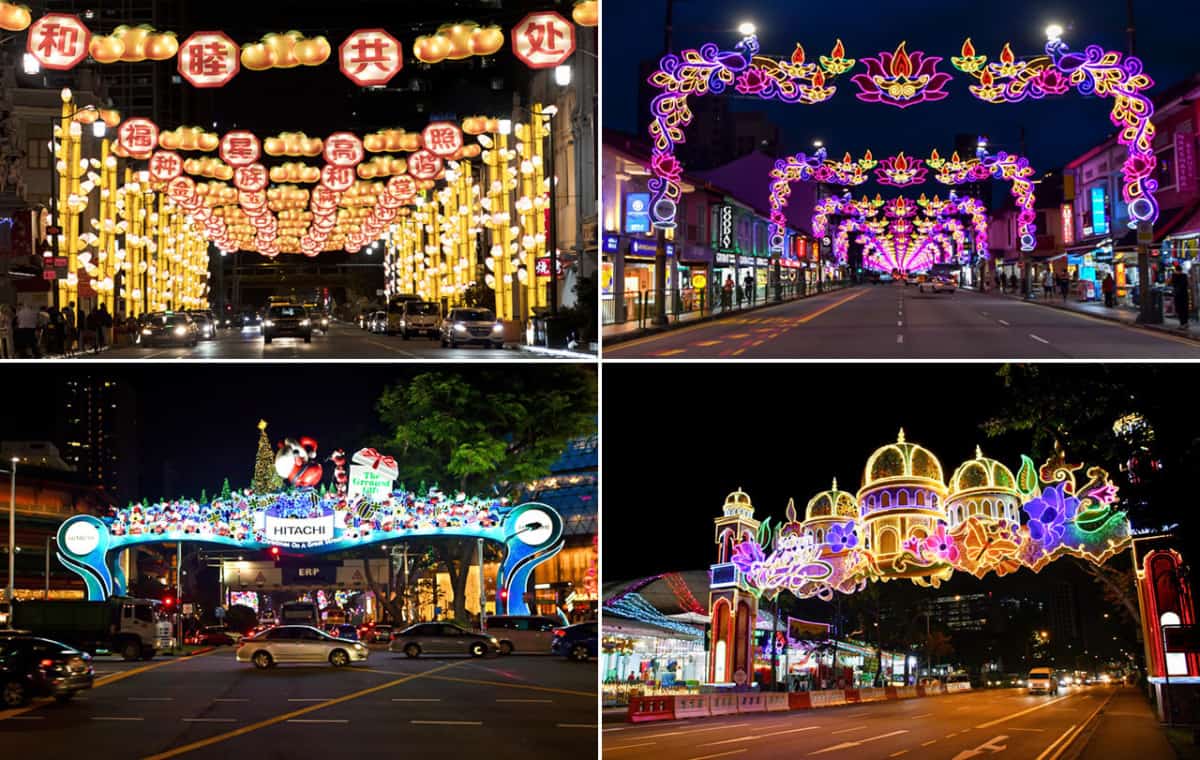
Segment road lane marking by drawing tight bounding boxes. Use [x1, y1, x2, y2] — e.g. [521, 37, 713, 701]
[287, 698, 334, 702]
[1035, 688, 1116, 760]
[411, 720, 481, 725]
[288, 719, 350, 724]
[694, 340, 722, 347]
[422, 674, 593, 697]
[129, 697, 173, 701]
[890, 752, 909, 758]
[1009, 727, 1046, 732]
[93, 717, 145, 721]
[912, 712, 933, 718]
[213, 699, 248, 702]
[809, 730, 907, 755]
[897, 334, 904, 343]
[1034, 724, 1077, 760]
[700, 726, 819, 746]
[998, 319, 1010, 326]
[897, 320, 903, 326]
[687, 751, 747, 760]
[1030, 333, 1051, 344]
[732, 348, 746, 355]
[141, 660, 464, 760]
[796, 289, 869, 324]
[558, 723, 597, 728]
[921, 740, 937, 746]
[975, 694, 1072, 728]
[496, 698, 552, 703]
[606, 742, 657, 751]
[392, 698, 441, 702]
[831, 725, 867, 734]
[656, 349, 686, 356]
[643, 723, 750, 738]
[182, 718, 236, 723]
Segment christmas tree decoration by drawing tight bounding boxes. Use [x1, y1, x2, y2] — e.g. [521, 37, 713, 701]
[251, 419, 277, 494]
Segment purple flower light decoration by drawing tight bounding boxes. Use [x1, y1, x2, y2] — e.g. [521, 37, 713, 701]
[924, 524, 960, 563]
[1033, 68, 1071, 96]
[735, 67, 770, 95]
[1023, 483, 1079, 551]
[730, 540, 766, 574]
[826, 522, 858, 553]
[651, 152, 683, 183]
[875, 153, 928, 187]
[902, 536, 924, 558]
[851, 42, 952, 109]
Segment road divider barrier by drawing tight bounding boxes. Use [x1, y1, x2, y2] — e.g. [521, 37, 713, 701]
[946, 682, 972, 693]
[736, 693, 766, 713]
[628, 696, 675, 723]
[764, 693, 790, 712]
[708, 693, 739, 716]
[672, 694, 711, 720]
[809, 689, 847, 708]
[844, 688, 861, 703]
[859, 687, 889, 702]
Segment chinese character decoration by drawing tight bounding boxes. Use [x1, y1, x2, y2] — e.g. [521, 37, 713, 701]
[851, 42, 952, 108]
[414, 22, 504, 64]
[220, 130, 262, 167]
[571, 1, 598, 27]
[339, 29, 403, 86]
[149, 150, 183, 182]
[117, 118, 159, 159]
[241, 32, 331, 71]
[421, 122, 464, 158]
[407, 150, 443, 181]
[512, 11, 575, 69]
[27, 13, 90, 70]
[178, 31, 240, 88]
[323, 132, 364, 167]
[953, 34, 1160, 226]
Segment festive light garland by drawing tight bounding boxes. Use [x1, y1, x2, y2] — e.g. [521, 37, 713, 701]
[724, 433, 1132, 602]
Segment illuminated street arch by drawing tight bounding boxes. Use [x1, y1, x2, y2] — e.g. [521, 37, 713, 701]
[769, 147, 1037, 255]
[704, 431, 1134, 683]
[56, 487, 564, 616]
[648, 32, 1160, 241]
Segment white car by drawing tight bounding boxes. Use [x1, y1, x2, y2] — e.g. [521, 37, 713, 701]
[235, 625, 369, 669]
[918, 276, 957, 294]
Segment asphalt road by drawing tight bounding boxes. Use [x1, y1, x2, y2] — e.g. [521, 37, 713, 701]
[0, 648, 596, 759]
[603, 285, 1200, 358]
[603, 685, 1116, 760]
[81, 322, 550, 360]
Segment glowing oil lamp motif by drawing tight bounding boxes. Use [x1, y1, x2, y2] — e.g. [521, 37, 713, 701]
[851, 41, 951, 108]
[875, 152, 928, 186]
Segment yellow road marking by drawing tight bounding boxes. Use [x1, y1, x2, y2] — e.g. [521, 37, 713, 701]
[141, 660, 464, 759]
[694, 340, 722, 347]
[732, 348, 746, 356]
[0, 649, 217, 722]
[1034, 688, 1116, 760]
[795, 288, 868, 323]
[656, 349, 686, 356]
[424, 674, 595, 698]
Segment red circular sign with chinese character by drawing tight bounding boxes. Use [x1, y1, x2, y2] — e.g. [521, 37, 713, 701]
[220, 131, 261, 167]
[407, 150, 443, 180]
[118, 118, 160, 159]
[27, 14, 91, 72]
[323, 132, 364, 168]
[178, 31, 240, 89]
[386, 174, 417, 200]
[421, 122, 464, 158]
[339, 29, 403, 87]
[320, 165, 356, 193]
[148, 150, 183, 182]
[233, 163, 268, 192]
[511, 11, 576, 70]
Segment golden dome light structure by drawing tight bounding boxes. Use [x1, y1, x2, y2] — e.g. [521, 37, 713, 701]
[857, 429, 948, 574]
[946, 446, 1022, 528]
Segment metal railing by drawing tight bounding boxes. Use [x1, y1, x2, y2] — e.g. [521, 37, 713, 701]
[604, 279, 850, 330]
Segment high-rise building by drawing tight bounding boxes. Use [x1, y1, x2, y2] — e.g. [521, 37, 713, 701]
[57, 376, 138, 501]
[1050, 581, 1080, 642]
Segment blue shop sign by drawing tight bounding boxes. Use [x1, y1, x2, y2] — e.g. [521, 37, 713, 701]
[624, 193, 651, 233]
[603, 235, 619, 253]
[628, 238, 674, 258]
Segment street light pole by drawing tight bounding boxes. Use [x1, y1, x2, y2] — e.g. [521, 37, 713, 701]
[44, 535, 56, 599]
[477, 538, 486, 628]
[7, 459, 16, 604]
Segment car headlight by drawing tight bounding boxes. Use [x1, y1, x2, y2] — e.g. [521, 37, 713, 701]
[354, 643, 365, 649]
[490, 637, 499, 645]
[300, 319, 311, 326]
[492, 323, 504, 333]
[174, 326, 186, 335]
[141, 327, 152, 335]
[453, 323, 467, 332]
[264, 320, 274, 327]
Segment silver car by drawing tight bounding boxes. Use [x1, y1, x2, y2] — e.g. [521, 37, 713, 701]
[235, 625, 369, 669]
[388, 623, 499, 658]
[440, 308, 504, 349]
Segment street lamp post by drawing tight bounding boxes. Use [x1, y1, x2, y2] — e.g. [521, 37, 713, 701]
[44, 535, 56, 599]
[7, 458, 16, 604]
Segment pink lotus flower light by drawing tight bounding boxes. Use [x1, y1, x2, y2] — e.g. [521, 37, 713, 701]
[851, 42, 952, 108]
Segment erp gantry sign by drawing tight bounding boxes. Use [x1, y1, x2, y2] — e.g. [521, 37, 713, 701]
[56, 446, 564, 616]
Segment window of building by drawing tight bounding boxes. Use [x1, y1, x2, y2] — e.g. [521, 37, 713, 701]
[27, 139, 48, 169]
[1156, 146, 1176, 192]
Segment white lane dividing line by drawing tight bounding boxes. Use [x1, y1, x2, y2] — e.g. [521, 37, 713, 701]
[912, 713, 933, 719]
[897, 320, 903, 327]
[557, 724, 598, 728]
[410, 720, 483, 726]
[1034, 724, 1078, 760]
[1030, 333, 1051, 344]
[392, 698, 442, 702]
[287, 698, 335, 702]
[128, 697, 173, 701]
[998, 319, 1010, 326]
[213, 698, 249, 702]
[809, 730, 907, 755]
[831, 725, 868, 735]
[91, 717, 145, 721]
[686, 750, 747, 760]
[182, 718, 237, 723]
[288, 719, 350, 724]
[897, 334, 904, 344]
[976, 693, 1072, 728]
[604, 742, 658, 752]
[496, 698, 553, 703]
[643, 723, 749, 738]
[700, 726, 819, 746]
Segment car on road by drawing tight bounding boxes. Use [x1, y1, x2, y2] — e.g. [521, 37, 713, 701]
[1, 634, 94, 706]
[367, 625, 392, 644]
[263, 303, 313, 344]
[138, 312, 199, 347]
[440, 308, 504, 349]
[0, 602, 9, 627]
[483, 615, 562, 655]
[230, 310, 263, 331]
[919, 275, 957, 294]
[550, 622, 596, 662]
[195, 625, 240, 646]
[235, 625, 369, 669]
[1027, 667, 1059, 695]
[396, 301, 442, 339]
[187, 311, 217, 340]
[368, 310, 388, 334]
[389, 622, 499, 658]
[325, 624, 359, 641]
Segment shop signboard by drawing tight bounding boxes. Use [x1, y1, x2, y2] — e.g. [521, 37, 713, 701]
[1090, 186, 1109, 236]
[715, 253, 736, 265]
[602, 235, 619, 254]
[628, 239, 673, 258]
[714, 204, 736, 253]
[1061, 204, 1075, 245]
[1178, 133, 1196, 193]
[624, 193, 651, 234]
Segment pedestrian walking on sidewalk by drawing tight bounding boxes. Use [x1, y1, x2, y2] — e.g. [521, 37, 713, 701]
[14, 301, 40, 358]
[1041, 270, 1053, 299]
[722, 275, 733, 310]
[1171, 264, 1191, 329]
[1102, 273, 1116, 307]
[744, 274, 754, 305]
[1058, 274, 1070, 301]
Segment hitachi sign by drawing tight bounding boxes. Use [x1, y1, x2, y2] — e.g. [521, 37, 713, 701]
[264, 515, 335, 546]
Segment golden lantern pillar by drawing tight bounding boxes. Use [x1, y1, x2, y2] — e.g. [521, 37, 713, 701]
[65, 119, 84, 308]
[53, 96, 73, 307]
[514, 120, 538, 319]
[456, 164, 475, 305]
[531, 108, 551, 311]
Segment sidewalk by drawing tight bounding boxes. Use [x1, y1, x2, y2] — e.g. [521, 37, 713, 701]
[971, 287, 1200, 343]
[1073, 687, 1178, 760]
[604, 285, 850, 345]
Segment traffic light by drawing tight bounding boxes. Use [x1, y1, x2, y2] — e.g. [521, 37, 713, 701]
[269, 546, 280, 558]
[162, 596, 174, 608]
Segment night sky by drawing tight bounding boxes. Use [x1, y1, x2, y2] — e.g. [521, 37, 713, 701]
[5, 365, 457, 502]
[604, 0, 1200, 174]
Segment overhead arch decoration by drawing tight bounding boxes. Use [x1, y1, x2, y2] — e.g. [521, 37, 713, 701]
[56, 448, 565, 616]
[648, 30, 1161, 241]
[715, 432, 1132, 603]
